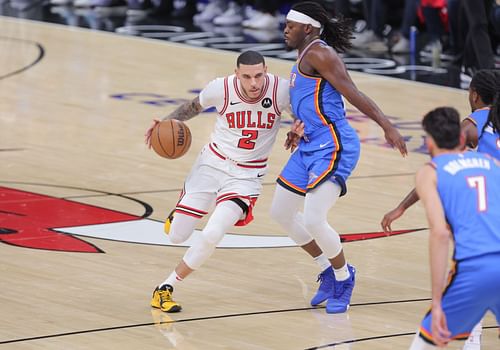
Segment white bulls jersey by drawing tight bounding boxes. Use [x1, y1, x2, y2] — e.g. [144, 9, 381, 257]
[199, 73, 290, 163]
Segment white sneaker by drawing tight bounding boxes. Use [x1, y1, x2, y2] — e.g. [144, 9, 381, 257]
[213, 2, 242, 26]
[365, 38, 387, 52]
[243, 12, 279, 29]
[193, 1, 225, 22]
[391, 36, 410, 53]
[351, 30, 377, 48]
[419, 40, 442, 58]
[242, 8, 262, 27]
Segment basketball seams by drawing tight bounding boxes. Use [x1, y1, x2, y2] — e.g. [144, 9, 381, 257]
[170, 120, 176, 158]
[156, 122, 172, 158]
[183, 123, 192, 152]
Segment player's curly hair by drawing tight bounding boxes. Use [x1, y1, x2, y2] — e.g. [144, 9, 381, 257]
[291, 1, 353, 53]
[470, 69, 500, 138]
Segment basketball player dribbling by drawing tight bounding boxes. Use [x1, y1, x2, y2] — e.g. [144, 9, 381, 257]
[144, 51, 295, 312]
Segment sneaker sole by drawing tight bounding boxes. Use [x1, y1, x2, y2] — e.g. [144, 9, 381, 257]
[161, 304, 182, 313]
[310, 296, 329, 306]
[326, 304, 350, 314]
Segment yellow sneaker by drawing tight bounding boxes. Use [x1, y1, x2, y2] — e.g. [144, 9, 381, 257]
[164, 209, 175, 234]
[151, 285, 182, 313]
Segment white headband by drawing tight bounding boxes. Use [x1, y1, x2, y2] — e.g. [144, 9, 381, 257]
[286, 9, 321, 28]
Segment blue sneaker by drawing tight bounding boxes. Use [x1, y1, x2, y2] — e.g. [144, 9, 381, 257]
[326, 264, 356, 314]
[310, 266, 335, 306]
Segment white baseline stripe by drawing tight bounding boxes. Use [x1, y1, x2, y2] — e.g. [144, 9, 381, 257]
[55, 219, 297, 248]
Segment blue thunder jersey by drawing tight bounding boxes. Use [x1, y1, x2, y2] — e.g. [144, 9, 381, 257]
[465, 107, 500, 160]
[432, 151, 500, 261]
[289, 40, 346, 149]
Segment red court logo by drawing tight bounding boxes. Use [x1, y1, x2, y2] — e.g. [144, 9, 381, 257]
[0, 186, 424, 253]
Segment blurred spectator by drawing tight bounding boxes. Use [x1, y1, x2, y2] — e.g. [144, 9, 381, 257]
[351, 0, 397, 52]
[171, 0, 197, 18]
[391, 0, 419, 53]
[447, 0, 460, 56]
[242, 0, 280, 29]
[419, 0, 446, 56]
[490, 0, 500, 53]
[458, 0, 495, 74]
[212, 1, 244, 26]
[193, 0, 226, 22]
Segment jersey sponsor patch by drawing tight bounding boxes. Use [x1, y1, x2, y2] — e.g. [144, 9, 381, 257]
[261, 97, 272, 108]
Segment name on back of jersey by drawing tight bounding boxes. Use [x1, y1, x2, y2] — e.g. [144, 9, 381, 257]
[444, 157, 491, 175]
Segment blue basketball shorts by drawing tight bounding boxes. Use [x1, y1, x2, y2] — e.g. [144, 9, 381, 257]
[419, 253, 500, 344]
[277, 120, 360, 197]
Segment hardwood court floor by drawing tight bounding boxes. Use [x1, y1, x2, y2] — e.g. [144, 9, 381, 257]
[0, 16, 498, 349]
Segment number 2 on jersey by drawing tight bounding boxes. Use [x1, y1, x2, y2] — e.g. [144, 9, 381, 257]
[467, 176, 487, 212]
[238, 130, 258, 150]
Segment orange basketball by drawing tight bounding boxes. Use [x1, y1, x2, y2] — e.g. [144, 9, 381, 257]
[150, 119, 192, 159]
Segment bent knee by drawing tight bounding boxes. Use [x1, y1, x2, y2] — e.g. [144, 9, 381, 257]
[303, 217, 328, 234]
[168, 214, 198, 244]
[169, 224, 194, 244]
[169, 231, 190, 245]
[201, 228, 224, 246]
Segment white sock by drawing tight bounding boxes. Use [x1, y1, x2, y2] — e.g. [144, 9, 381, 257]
[161, 270, 183, 288]
[334, 263, 350, 281]
[409, 331, 436, 350]
[313, 254, 331, 271]
[463, 321, 482, 350]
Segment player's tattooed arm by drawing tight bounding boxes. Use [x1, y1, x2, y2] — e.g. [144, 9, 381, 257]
[163, 97, 203, 122]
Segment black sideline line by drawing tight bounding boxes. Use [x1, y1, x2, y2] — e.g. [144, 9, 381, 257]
[0, 298, 430, 345]
[306, 325, 500, 349]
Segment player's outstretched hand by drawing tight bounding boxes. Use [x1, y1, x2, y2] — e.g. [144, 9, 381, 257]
[145, 119, 161, 149]
[285, 120, 304, 152]
[384, 127, 408, 157]
[381, 206, 405, 233]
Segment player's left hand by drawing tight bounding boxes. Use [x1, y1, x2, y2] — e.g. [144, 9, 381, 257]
[384, 127, 408, 157]
[431, 305, 451, 347]
[381, 206, 405, 233]
[145, 118, 161, 148]
[285, 120, 304, 152]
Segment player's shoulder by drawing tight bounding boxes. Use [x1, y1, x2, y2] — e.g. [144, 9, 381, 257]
[277, 75, 290, 86]
[266, 73, 289, 89]
[416, 162, 437, 188]
[204, 76, 227, 89]
[469, 108, 489, 122]
[272, 75, 290, 102]
[309, 41, 335, 55]
[482, 152, 500, 167]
